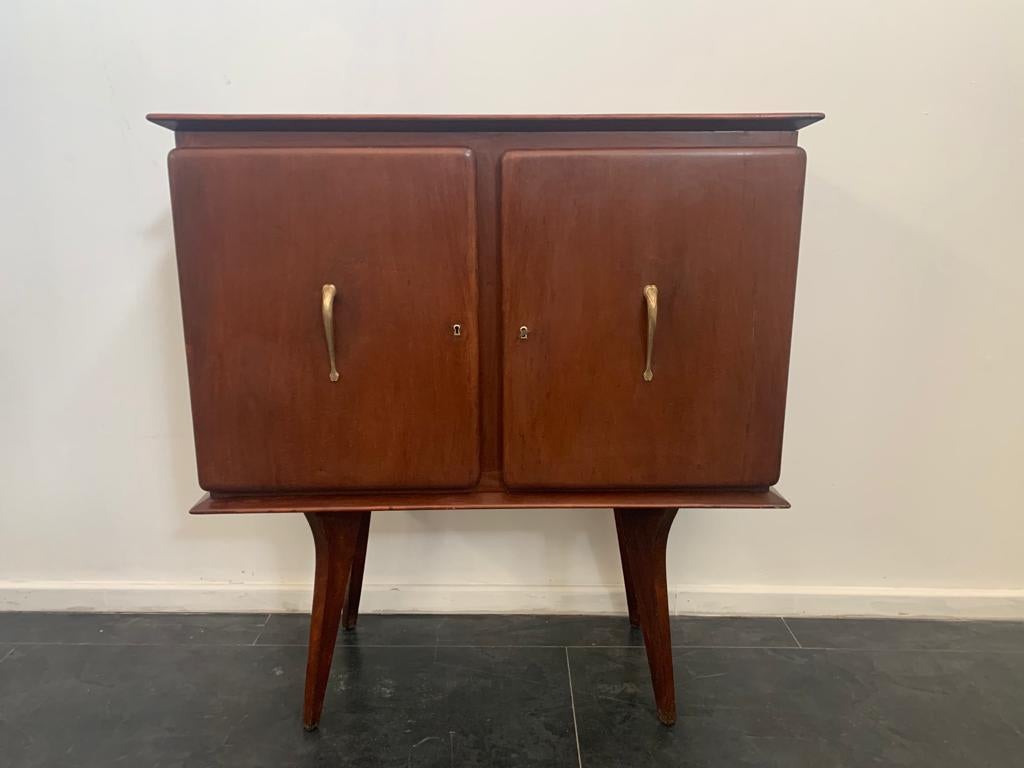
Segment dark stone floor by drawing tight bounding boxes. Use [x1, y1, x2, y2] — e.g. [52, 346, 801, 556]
[1, 613, 1022, 767]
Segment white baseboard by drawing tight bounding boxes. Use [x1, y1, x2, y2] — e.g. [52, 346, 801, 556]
[1, 581, 1023, 619]
[671, 584, 1024, 620]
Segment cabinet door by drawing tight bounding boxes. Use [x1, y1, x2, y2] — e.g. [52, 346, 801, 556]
[169, 148, 479, 491]
[501, 148, 806, 489]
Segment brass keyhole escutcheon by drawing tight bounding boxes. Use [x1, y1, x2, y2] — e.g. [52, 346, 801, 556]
[519, 326, 529, 340]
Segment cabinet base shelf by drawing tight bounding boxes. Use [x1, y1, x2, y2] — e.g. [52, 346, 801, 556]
[191, 486, 789, 514]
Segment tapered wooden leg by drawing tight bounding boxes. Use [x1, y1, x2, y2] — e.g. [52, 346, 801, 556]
[614, 512, 641, 627]
[341, 511, 371, 630]
[612, 507, 678, 726]
[303, 511, 367, 731]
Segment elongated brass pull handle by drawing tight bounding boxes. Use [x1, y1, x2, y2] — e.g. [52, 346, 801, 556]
[321, 284, 339, 382]
[643, 284, 658, 382]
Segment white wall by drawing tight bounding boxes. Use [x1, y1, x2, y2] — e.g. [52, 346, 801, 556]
[2, 1, 1022, 617]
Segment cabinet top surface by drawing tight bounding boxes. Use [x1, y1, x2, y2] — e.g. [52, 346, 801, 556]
[147, 112, 824, 133]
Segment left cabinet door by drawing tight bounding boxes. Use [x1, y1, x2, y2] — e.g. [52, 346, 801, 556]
[169, 148, 480, 492]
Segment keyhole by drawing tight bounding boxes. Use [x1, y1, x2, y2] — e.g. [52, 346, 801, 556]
[452, 324, 462, 337]
[519, 326, 529, 340]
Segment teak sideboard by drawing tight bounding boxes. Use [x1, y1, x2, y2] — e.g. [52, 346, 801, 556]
[150, 112, 823, 730]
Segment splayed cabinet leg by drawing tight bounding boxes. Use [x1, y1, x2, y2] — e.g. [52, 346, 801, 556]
[615, 512, 641, 627]
[303, 511, 368, 731]
[613, 507, 678, 725]
[342, 512, 372, 630]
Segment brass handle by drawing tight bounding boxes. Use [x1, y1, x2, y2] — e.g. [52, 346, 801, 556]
[321, 284, 339, 382]
[643, 284, 658, 382]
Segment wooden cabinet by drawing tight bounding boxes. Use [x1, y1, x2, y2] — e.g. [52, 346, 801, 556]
[151, 112, 823, 730]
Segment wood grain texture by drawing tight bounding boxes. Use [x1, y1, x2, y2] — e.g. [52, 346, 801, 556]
[168, 148, 479, 491]
[303, 512, 367, 731]
[502, 148, 807, 488]
[157, 116, 822, 489]
[613, 507, 679, 725]
[154, 114, 823, 731]
[189, 485, 789, 514]
[166, 131, 806, 481]
[616, 515, 641, 628]
[148, 112, 825, 133]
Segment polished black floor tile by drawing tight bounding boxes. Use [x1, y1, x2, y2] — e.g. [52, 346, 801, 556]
[0, 643, 576, 768]
[784, 617, 1024, 652]
[0, 612, 268, 646]
[671, 616, 796, 648]
[568, 645, 1024, 767]
[260, 613, 640, 647]
[258, 613, 795, 648]
[4, 614, 1024, 767]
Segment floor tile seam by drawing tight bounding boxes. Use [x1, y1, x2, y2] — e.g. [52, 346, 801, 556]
[0, 641, 816, 649]
[250, 613, 273, 646]
[4, 641, 1024, 655]
[779, 616, 803, 647]
[565, 647, 584, 768]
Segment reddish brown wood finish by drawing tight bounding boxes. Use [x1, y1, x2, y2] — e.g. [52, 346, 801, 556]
[168, 148, 479, 491]
[157, 115, 819, 490]
[154, 113, 821, 730]
[502, 148, 806, 488]
[303, 511, 367, 731]
[614, 507, 678, 725]
[189, 484, 788, 514]
[341, 512, 371, 630]
[148, 112, 824, 133]
[616, 515, 642, 628]
[171, 130, 800, 151]
[163, 127, 809, 483]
